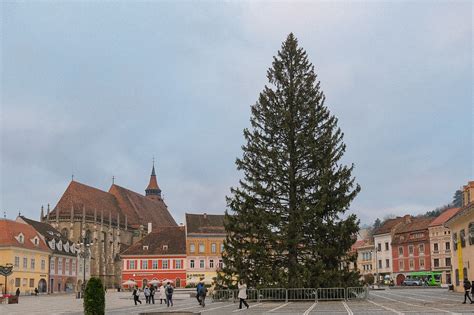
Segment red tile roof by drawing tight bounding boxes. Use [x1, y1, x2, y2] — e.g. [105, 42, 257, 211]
[120, 226, 186, 256]
[109, 184, 176, 228]
[0, 220, 50, 252]
[50, 181, 176, 229]
[429, 208, 461, 227]
[394, 217, 434, 234]
[373, 217, 405, 235]
[185, 213, 226, 235]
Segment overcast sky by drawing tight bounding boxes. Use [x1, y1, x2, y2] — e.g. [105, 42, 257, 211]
[1, 1, 472, 226]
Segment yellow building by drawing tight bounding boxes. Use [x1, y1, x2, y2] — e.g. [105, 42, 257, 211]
[0, 219, 50, 295]
[185, 213, 226, 285]
[445, 181, 474, 292]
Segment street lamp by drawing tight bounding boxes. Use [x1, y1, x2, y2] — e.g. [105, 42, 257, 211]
[77, 238, 93, 298]
[0, 263, 13, 295]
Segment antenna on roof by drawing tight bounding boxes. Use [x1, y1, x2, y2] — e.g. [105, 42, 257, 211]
[3, 211, 6, 219]
[112, 176, 115, 185]
[18, 210, 21, 216]
[71, 174, 74, 181]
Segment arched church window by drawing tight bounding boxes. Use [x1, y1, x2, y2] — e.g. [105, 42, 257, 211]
[61, 228, 69, 239]
[85, 230, 92, 245]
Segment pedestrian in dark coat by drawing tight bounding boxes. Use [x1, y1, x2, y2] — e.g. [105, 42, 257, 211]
[463, 279, 473, 304]
[165, 282, 174, 307]
[150, 286, 155, 304]
[15, 288, 20, 297]
[132, 286, 142, 305]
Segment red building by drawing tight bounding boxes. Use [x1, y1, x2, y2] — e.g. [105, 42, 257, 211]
[391, 216, 434, 285]
[121, 226, 186, 288]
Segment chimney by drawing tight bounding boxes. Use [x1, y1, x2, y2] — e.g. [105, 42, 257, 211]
[403, 215, 411, 224]
[147, 222, 152, 234]
[203, 213, 207, 219]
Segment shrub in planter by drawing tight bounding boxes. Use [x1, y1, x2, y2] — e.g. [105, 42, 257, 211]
[83, 277, 105, 315]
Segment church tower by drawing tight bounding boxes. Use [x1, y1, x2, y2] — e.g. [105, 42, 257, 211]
[145, 162, 162, 200]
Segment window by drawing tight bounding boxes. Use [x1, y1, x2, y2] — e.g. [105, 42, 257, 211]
[129, 260, 136, 269]
[385, 259, 390, 268]
[210, 259, 214, 268]
[385, 242, 389, 251]
[211, 243, 216, 253]
[455, 269, 459, 286]
[163, 260, 169, 269]
[377, 243, 382, 251]
[446, 241, 451, 251]
[190, 243, 195, 253]
[434, 243, 438, 252]
[200, 260, 205, 268]
[434, 258, 439, 268]
[419, 244, 424, 255]
[176, 260, 182, 269]
[378, 260, 382, 269]
[220, 243, 224, 253]
[218, 259, 223, 269]
[29, 278, 34, 287]
[18, 234, 24, 243]
[419, 258, 425, 269]
[14, 256, 19, 267]
[33, 238, 39, 246]
[41, 259, 45, 271]
[23, 257, 28, 269]
[61, 228, 69, 238]
[408, 245, 414, 255]
[65, 259, 69, 273]
[409, 259, 414, 270]
[469, 223, 474, 245]
[190, 260, 195, 268]
[50, 259, 55, 273]
[199, 244, 205, 253]
[399, 260, 404, 270]
[58, 259, 62, 274]
[22, 278, 27, 287]
[72, 259, 76, 274]
[460, 229, 466, 247]
[162, 245, 168, 251]
[152, 260, 158, 269]
[15, 278, 20, 287]
[142, 260, 148, 270]
[446, 257, 451, 267]
[398, 246, 403, 256]
[453, 232, 458, 251]
[31, 258, 35, 270]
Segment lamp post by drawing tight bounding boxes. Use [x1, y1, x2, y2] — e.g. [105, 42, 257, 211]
[77, 238, 93, 298]
[0, 263, 13, 295]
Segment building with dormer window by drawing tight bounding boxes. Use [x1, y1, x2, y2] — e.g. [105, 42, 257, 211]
[0, 219, 50, 295]
[17, 216, 80, 293]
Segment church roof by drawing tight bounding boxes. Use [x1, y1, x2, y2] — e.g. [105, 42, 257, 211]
[120, 226, 186, 256]
[109, 184, 176, 228]
[49, 180, 176, 229]
[185, 213, 226, 235]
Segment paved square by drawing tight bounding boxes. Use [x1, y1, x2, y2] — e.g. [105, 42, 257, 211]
[1, 288, 473, 314]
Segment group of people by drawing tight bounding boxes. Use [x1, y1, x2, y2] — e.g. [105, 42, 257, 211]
[131, 279, 250, 310]
[132, 282, 174, 307]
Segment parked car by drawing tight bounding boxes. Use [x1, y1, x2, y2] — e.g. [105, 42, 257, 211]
[402, 278, 421, 286]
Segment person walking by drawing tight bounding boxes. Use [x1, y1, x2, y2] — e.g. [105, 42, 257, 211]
[15, 288, 20, 297]
[157, 284, 165, 304]
[144, 286, 150, 304]
[198, 282, 208, 307]
[150, 285, 155, 304]
[165, 282, 174, 307]
[238, 280, 249, 309]
[196, 281, 203, 305]
[34, 288, 39, 296]
[132, 286, 142, 305]
[463, 279, 473, 304]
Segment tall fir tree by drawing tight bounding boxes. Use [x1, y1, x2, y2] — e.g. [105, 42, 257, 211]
[221, 34, 361, 289]
[452, 189, 462, 207]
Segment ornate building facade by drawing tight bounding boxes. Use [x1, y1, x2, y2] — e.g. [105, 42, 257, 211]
[41, 165, 177, 289]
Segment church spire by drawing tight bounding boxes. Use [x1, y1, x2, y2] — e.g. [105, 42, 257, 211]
[145, 160, 161, 200]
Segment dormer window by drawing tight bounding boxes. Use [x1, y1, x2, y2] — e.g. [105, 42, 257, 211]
[32, 237, 39, 246]
[163, 245, 168, 251]
[143, 245, 149, 251]
[16, 233, 25, 244]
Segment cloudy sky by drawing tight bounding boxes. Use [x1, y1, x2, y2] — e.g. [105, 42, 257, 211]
[1, 1, 472, 226]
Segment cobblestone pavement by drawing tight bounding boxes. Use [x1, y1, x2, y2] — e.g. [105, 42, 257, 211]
[1, 288, 473, 314]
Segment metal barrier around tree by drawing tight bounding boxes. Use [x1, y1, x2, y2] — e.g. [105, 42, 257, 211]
[211, 287, 367, 303]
